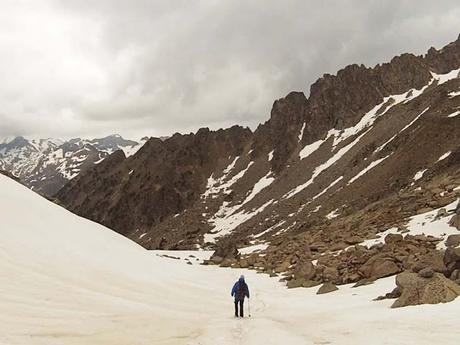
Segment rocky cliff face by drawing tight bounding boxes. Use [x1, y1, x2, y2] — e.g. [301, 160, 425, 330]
[56, 35, 460, 287]
[57, 126, 252, 239]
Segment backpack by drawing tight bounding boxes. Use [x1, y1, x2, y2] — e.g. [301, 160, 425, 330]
[236, 282, 247, 300]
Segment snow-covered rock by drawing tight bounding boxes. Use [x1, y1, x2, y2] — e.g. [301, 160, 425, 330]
[0, 134, 146, 196]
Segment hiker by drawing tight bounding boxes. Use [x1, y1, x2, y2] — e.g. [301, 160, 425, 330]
[231, 275, 250, 317]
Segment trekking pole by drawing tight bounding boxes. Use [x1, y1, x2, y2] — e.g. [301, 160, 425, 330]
[248, 298, 251, 317]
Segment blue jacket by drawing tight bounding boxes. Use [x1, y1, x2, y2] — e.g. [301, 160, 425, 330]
[231, 277, 250, 301]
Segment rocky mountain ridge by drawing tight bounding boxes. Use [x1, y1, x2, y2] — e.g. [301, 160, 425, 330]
[56, 35, 460, 290]
[0, 134, 147, 196]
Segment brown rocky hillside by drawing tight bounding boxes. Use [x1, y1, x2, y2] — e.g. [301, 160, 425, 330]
[56, 34, 460, 288]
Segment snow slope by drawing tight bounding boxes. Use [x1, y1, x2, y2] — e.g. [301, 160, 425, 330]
[1, 174, 459, 345]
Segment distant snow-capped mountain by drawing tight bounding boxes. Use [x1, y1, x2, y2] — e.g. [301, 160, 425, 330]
[0, 134, 148, 196]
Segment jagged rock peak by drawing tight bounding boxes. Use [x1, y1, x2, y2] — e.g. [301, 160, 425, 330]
[263, 34, 460, 173]
[424, 34, 460, 73]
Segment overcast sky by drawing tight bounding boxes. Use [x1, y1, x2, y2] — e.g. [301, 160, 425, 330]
[0, 0, 459, 140]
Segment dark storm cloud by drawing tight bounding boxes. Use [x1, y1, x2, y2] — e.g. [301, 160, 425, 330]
[0, 0, 459, 139]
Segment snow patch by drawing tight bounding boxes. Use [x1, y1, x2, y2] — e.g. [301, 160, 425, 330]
[243, 172, 275, 204]
[268, 150, 274, 161]
[298, 122, 306, 142]
[437, 151, 451, 162]
[406, 199, 459, 249]
[299, 138, 325, 160]
[120, 138, 148, 157]
[94, 156, 105, 164]
[348, 155, 391, 185]
[413, 169, 427, 181]
[312, 205, 322, 213]
[431, 68, 460, 85]
[223, 156, 239, 174]
[151, 250, 213, 265]
[204, 199, 274, 243]
[312, 176, 343, 201]
[447, 110, 460, 118]
[253, 220, 286, 239]
[448, 90, 460, 98]
[238, 243, 269, 255]
[326, 209, 340, 220]
[203, 157, 249, 198]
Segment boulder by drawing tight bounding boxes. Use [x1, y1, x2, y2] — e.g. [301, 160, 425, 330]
[246, 254, 257, 266]
[322, 266, 339, 282]
[342, 271, 362, 284]
[274, 260, 291, 273]
[210, 256, 224, 265]
[287, 278, 320, 289]
[210, 240, 240, 264]
[450, 269, 460, 281]
[444, 247, 460, 277]
[391, 272, 460, 308]
[352, 278, 375, 288]
[413, 251, 446, 274]
[344, 236, 364, 245]
[371, 260, 401, 279]
[310, 242, 327, 252]
[317, 282, 338, 295]
[287, 279, 303, 289]
[239, 258, 249, 268]
[418, 267, 434, 278]
[294, 244, 312, 259]
[443, 247, 460, 266]
[411, 234, 442, 243]
[448, 205, 460, 230]
[386, 287, 402, 299]
[212, 241, 240, 259]
[359, 254, 380, 277]
[293, 259, 315, 280]
[374, 287, 401, 301]
[445, 234, 460, 248]
[220, 258, 236, 267]
[436, 208, 448, 218]
[302, 280, 321, 288]
[385, 233, 403, 244]
[449, 214, 460, 230]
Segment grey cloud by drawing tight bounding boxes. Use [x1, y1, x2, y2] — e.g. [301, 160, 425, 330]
[0, 0, 459, 139]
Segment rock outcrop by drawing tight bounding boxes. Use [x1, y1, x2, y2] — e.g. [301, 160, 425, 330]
[449, 205, 460, 230]
[444, 247, 460, 285]
[391, 271, 460, 308]
[57, 126, 252, 245]
[317, 282, 338, 295]
[0, 170, 20, 183]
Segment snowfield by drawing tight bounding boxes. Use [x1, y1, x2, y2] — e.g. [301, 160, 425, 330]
[1, 174, 460, 345]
